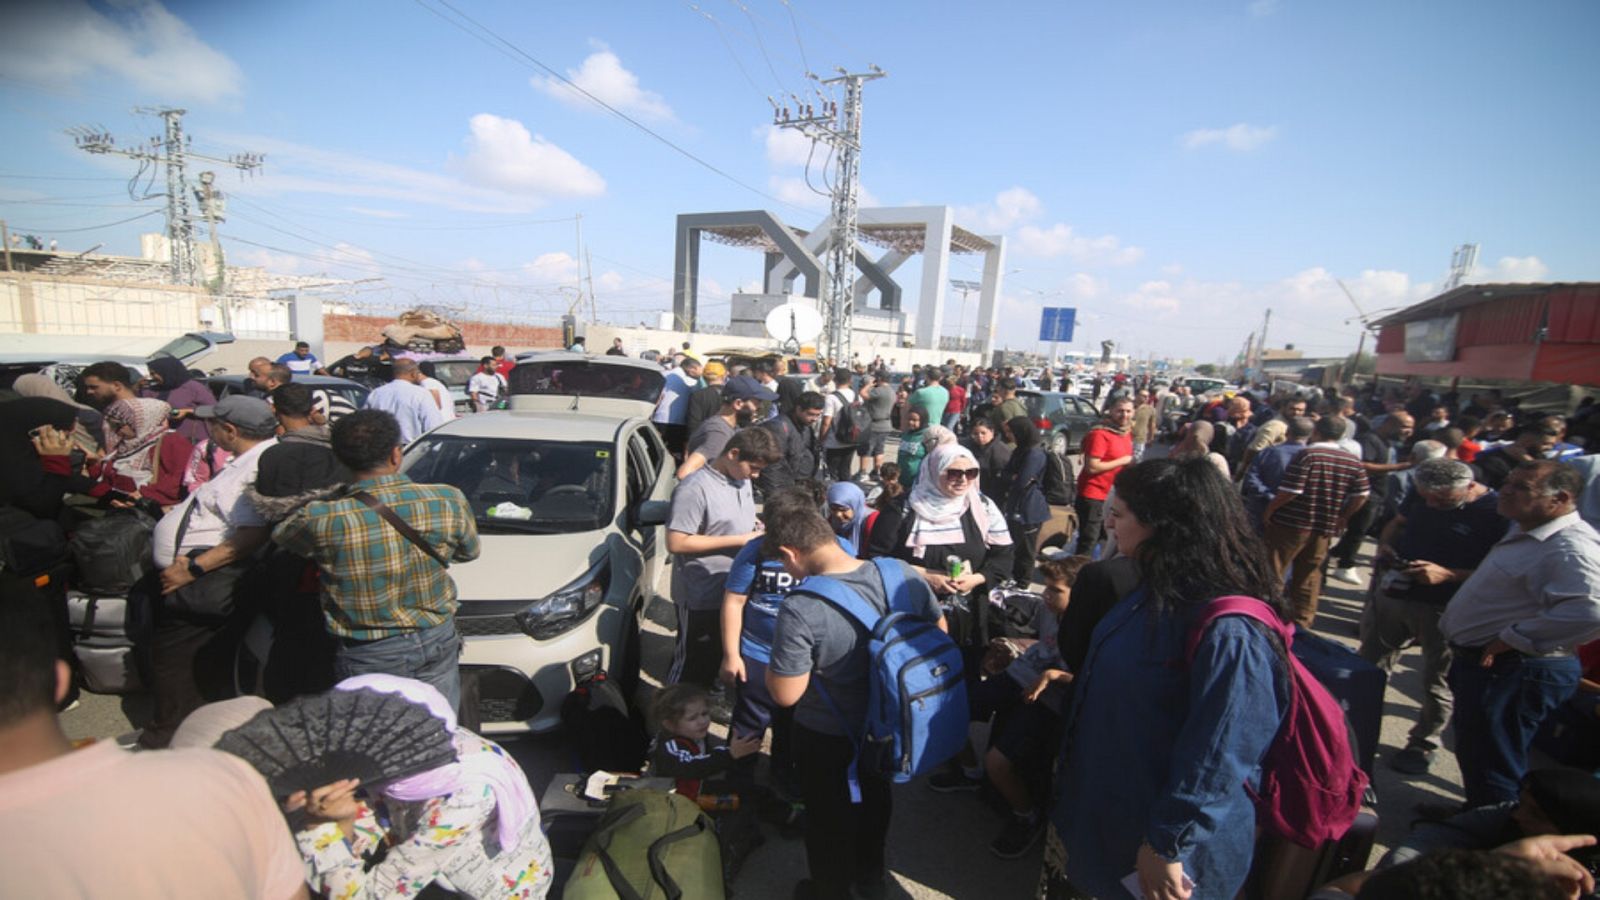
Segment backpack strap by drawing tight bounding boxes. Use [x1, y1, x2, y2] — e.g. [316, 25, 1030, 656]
[796, 570, 885, 634]
[1184, 595, 1293, 664]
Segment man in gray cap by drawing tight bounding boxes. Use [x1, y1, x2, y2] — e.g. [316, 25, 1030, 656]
[140, 394, 280, 748]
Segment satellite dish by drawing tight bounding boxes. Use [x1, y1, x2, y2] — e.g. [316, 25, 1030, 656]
[764, 303, 824, 354]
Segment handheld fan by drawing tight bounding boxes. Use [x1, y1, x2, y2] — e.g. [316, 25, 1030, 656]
[216, 688, 457, 797]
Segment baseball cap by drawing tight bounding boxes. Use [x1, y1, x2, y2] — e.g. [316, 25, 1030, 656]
[193, 395, 277, 433]
[679, 349, 704, 367]
[722, 374, 779, 402]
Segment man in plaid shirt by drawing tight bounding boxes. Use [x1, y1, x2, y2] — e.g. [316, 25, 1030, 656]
[1262, 415, 1371, 627]
[274, 410, 480, 710]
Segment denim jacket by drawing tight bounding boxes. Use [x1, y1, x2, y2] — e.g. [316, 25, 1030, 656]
[1054, 589, 1288, 899]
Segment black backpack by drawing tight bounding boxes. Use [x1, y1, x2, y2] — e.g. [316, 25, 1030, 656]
[833, 392, 871, 444]
[560, 671, 649, 773]
[0, 506, 68, 577]
[1042, 450, 1075, 506]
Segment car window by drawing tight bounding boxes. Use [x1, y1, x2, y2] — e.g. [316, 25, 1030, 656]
[428, 360, 480, 388]
[150, 333, 208, 362]
[509, 360, 663, 402]
[402, 436, 614, 534]
[625, 432, 652, 507]
[640, 424, 666, 475]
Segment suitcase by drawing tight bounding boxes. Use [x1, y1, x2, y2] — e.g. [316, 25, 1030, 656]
[67, 590, 150, 694]
[1248, 805, 1378, 900]
[1291, 626, 1387, 777]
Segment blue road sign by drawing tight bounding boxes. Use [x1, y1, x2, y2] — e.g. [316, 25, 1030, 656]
[1039, 307, 1076, 343]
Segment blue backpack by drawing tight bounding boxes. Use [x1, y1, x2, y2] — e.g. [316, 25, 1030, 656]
[799, 557, 969, 800]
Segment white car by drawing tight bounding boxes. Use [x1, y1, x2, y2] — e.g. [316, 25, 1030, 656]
[399, 352, 674, 735]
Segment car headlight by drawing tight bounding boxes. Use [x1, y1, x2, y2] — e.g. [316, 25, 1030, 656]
[513, 562, 610, 640]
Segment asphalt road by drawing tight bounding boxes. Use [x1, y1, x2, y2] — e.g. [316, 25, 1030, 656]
[60, 444, 1470, 898]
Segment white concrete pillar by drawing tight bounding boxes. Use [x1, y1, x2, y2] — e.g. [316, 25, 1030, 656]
[976, 237, 1006, 361]
[913, 208, 954, 349]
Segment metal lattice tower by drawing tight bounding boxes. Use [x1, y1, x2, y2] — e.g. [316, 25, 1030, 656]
[773, 66, 884, 362]
[70, 107, 263, 287]
[1444, 243, 1480, 290]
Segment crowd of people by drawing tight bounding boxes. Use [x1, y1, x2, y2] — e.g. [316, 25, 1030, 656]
[2, 340, 1599, 899]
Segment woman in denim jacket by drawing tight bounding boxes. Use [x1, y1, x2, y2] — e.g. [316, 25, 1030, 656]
[1045, 457, 1291, 900]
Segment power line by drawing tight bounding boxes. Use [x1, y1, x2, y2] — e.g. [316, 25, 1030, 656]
[780, 0, 812, 75]
[4, 208, 164, 234]
[686, 3, 766, 97]
[730, 0, 792, 95]
[412, 0, 803, 212]
[0, 173, 128, 182]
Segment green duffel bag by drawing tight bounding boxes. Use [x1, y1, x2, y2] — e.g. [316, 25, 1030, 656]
[563, 789, 723, 900]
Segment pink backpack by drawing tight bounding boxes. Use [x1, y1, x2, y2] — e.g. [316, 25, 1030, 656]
[1186, 596, 1368, 848]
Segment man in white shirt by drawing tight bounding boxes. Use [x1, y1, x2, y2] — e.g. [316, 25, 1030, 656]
[468, 355, 504, 413]
[0, 597, 309, 900]
[820, 369, 858, 482]
[365, 359, 447, 444]
[145, 396, 279, 748]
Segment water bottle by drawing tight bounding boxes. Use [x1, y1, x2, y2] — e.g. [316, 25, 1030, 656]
[697, 793, 740, 812]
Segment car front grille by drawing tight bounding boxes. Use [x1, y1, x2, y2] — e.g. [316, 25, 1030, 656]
[457, 615, 521, 637]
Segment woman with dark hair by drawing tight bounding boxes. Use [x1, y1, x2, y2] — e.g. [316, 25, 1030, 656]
[964, 418, 1012, 507]
[0, 398, 84, 522]
[1043, 457, 1291, 900]
[141, 355, 217, 444]
[1000, 416, 1050, 584]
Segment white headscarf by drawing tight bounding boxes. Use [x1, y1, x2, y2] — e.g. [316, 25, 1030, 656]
[905, 442, 1012, 550]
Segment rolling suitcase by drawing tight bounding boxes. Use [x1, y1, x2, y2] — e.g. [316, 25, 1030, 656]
[1248, 805, 1379, 900]
[1291, 626, 1386, 777]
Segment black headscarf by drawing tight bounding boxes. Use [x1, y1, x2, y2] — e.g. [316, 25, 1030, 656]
[0, 398, 81, 518]
[147, 355, 192, 393]
[1007, 415, 1040, 452]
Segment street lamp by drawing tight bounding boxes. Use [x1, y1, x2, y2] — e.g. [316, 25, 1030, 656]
[949, 279, 981, 350]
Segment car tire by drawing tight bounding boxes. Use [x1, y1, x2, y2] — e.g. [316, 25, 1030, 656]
[1051, 430, 1070, 455]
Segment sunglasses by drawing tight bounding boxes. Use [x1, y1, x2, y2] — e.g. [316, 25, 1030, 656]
[943, 468, 981, 481]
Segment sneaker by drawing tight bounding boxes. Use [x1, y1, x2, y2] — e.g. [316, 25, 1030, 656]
[1329, 566, 1362, 585]
[927, 768, 982, 793]
[990, 813, 1045, 859]
[1389, 746, 1435, 775]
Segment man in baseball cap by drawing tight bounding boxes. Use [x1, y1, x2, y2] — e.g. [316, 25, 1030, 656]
[677, 375, 779, 479]
[192, 395, 280, 435]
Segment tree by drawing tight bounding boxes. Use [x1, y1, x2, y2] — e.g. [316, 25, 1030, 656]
[1195, 363, 1220, 377]
[1343, 351, 1375, 376]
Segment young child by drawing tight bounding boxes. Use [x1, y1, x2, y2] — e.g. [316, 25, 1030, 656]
[647, 683, 765, 881]
[929, 554, 1091, 859]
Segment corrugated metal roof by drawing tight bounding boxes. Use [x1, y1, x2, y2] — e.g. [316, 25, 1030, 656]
[1371, 282, 1599, 327]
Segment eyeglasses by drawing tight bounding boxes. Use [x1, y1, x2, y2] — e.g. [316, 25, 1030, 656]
[943, 468, 981, 482]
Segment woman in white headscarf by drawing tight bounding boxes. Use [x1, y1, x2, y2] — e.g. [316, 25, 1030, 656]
[285, 675, 553, 899]
[866, 441, 1014, 651]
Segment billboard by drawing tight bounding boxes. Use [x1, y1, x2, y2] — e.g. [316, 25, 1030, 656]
[1039, 307, 1076, 343]
[1404, 314, 1460, 363]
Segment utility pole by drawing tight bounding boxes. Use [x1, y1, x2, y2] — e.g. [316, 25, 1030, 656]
[772, 65, 885, 363]
[69, 108, 263, 287]
[1251, 307, 1272, 382]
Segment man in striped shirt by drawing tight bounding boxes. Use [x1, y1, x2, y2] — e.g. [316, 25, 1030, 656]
[1262, 415, 1371, 626]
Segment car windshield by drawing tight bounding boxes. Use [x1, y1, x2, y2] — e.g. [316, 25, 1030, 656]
[150, 333, 208, 362]
[428, 360, 480, 388]
[402, 436, 614, 534]
[509, 360, 663, 402]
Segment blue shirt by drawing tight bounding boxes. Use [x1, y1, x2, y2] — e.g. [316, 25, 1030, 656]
[276, 351, 319, 375]
[1242, 441, 1304, 501]
[725, 535, 853, 663]
[365, 379, 447, 444]
[1056, 591, 1287, 899]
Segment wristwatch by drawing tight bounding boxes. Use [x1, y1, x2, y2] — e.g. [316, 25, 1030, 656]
[186, 558, 206, 579]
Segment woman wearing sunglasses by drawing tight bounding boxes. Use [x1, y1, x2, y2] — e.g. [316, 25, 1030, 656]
[867, 441, 1014, 652]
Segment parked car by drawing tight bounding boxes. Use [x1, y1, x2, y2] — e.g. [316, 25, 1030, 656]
[398, 352, 674, 734]
[0, 330, 235, 395]
[1018, 389, 1102, 455]
[205, 373, 369, 412]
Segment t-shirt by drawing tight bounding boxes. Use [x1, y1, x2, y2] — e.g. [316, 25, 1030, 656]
[668, 466, 756, 610]
[945, 383, 967, 415]
[1272, 445, 1371, 536]
[910, 384, 949, 428]
[685, 416, 736, 464]
[653, 369, 699, 425]
[419, 376, 457, 421]
[1076, 427, 1133, 501]
[769, 558, 942, 735]
[276, 351, 318, 374]
[467, 370, 502, 410]
[1391, 488, 1509, 605]
[1004, 600, 1062, 688]
[153, 437, 276, 566]
[726, 534, 854, 663]
[823, 386, 857, 450]
[0, 741, 306, 899]
[864, 384, 897, 433]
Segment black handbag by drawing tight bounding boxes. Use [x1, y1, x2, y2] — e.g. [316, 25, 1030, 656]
[161, 498, 248, 619]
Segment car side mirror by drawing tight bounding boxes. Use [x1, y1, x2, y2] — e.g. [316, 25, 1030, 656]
[635, 499, 670, 529]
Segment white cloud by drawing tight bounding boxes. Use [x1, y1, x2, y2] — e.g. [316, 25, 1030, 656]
[1123, 281, 1183, 317]
[524, 251, 582, 284]
[1249, 0, 1280, 16]
[532, 45, 673, 121]
[1474, 255, 1549, 283]
[596, 271, 626, 292]
[763, 126, 815, 168]
[956, 187, 1044, 233]
[1181, 123, 1279, 151]
[0, 1, 242, 103]
[1014, 223, 1145, 266]
[451, 113, 606, 198]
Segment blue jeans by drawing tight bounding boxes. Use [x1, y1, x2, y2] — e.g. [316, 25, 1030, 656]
[334, 621, 463, 713]
[1446, 649, 1580, 807]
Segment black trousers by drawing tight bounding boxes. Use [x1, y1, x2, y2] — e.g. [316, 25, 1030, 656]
[794, 723, 892, 896]
[824, 446, 856, 482]
[667, 605, 722, 689]
[1331, 497, 1380, 568]
[1074, 497, 1106, 555]
[1010, 522, 1043, 584]
[140, 612, 247, 748]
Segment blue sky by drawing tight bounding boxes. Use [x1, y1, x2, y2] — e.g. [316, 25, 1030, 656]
[2, 0, 1595, 361]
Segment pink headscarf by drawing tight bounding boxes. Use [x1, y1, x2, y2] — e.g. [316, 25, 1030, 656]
[335, 675, 536, 852]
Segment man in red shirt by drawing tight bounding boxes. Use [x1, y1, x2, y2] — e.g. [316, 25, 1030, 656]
[1075, 396, 1135, 554]
[943, 376, 967, 431]
[491, 345, 515, 379]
